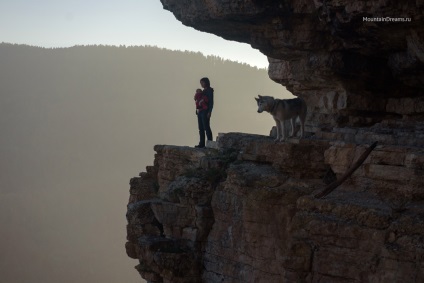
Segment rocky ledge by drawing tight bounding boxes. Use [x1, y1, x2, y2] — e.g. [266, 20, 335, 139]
[126, 130, 424, 283]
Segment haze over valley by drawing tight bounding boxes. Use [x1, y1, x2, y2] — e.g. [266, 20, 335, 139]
[0, 43, 289, 283]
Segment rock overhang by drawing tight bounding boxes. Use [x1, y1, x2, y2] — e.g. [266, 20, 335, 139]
[160, 0, 424, 128]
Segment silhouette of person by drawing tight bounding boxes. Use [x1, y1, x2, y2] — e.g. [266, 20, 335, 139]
[195, 77, 214, 148]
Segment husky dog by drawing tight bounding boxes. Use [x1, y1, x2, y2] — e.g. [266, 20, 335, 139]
[255, 95, 307, 141]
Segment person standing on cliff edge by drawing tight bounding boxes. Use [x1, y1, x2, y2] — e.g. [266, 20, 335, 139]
[195, 77, 214, 148]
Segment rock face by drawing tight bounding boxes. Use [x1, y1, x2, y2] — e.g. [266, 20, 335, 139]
[160, 0, 424, 128]
[125, 1, 424, 282]
[126, 132, 424, 282]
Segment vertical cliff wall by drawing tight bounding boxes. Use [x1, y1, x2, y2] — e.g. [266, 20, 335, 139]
[125, 1, 424, 282]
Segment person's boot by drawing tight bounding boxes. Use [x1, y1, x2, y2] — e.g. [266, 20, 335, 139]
[196, 131, 205, 148]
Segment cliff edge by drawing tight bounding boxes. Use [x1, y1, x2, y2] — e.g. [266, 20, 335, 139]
[125, 1, 424, 282]
[126, 131, 424, 282]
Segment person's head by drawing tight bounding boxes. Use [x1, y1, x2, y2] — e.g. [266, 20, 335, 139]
[196, 88, 202, 94]
[200, 77, 210, 88]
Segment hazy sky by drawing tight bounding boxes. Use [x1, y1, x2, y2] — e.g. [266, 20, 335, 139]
[0, 0, 269, 68]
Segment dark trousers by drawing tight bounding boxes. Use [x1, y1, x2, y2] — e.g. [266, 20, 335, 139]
[197, 111, 213, 146]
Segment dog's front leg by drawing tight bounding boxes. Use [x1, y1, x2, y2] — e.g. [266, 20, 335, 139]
[279, 120, 286, 141]
[289, 117, 296, 137]
[274, 119, 281, 142]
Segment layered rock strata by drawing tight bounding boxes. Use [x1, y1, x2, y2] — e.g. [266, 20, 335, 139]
[126, 131, 424, 282]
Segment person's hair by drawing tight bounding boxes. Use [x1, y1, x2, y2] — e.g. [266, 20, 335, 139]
[196, 88, 202, 93]
[200, 77, 210, 88]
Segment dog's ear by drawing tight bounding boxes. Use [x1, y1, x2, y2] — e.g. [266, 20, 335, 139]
[254, 97, 259, 102]
[258, 94, 262, 98]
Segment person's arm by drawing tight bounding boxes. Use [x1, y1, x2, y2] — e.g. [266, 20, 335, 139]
[201, 94, 208, 106]
[206, 89, 214, 115]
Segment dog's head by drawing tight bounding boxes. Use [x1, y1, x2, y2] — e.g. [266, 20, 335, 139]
[255, 95, 274, 113]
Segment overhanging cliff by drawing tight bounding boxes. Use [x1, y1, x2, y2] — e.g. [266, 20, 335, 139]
[161, 0, 424, 128]
[125, 1, 424, 282]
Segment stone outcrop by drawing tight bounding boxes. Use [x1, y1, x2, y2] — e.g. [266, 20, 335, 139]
[126, 131, 424, 282]
[160, 0, 424, 128]
[125, 1, 424, 282]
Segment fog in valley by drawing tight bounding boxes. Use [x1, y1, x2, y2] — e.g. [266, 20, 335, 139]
[0, 43, 290, 283]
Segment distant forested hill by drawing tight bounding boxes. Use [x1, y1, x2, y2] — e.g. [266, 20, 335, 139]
[0, 43, 289, 283]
